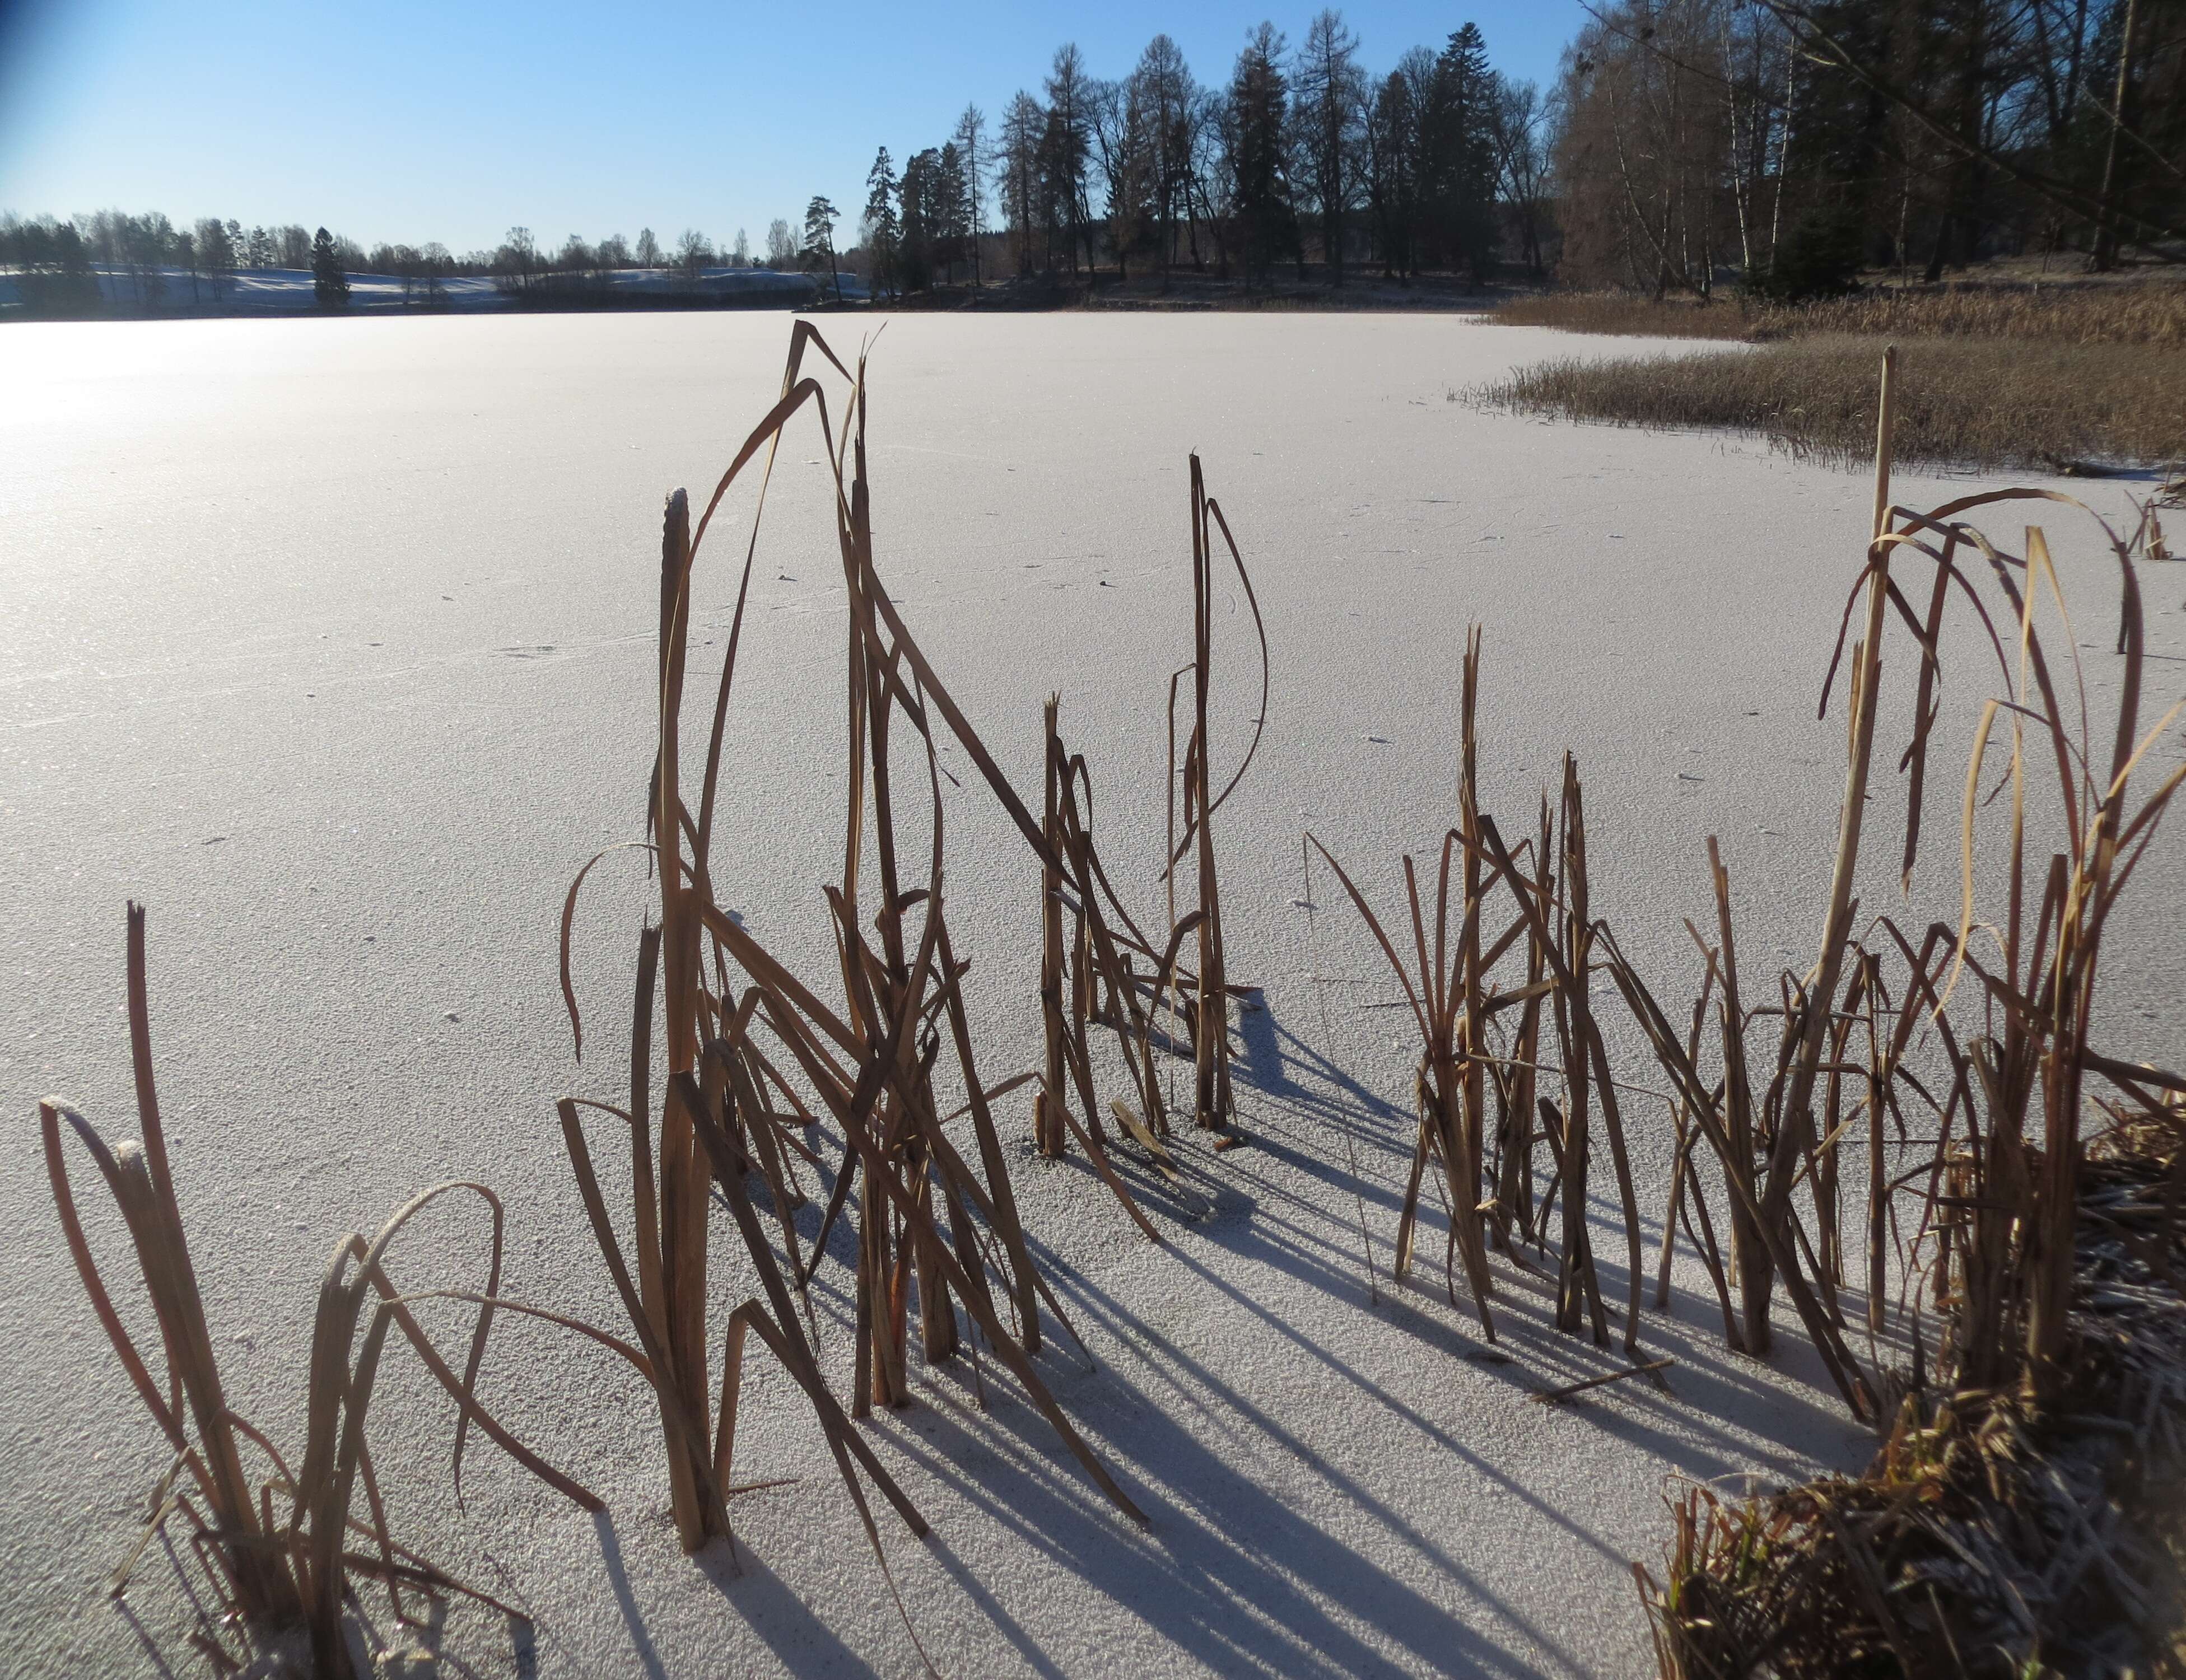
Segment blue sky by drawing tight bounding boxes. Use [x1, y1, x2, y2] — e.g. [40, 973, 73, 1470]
[0, 0, 1583, 256]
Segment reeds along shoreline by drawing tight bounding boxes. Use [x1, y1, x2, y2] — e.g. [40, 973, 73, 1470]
[1623, 348, 2186, 1416]
[1490, 282, 2186, 347]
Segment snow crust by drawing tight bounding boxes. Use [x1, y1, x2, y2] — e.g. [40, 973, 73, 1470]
[3, 311, 2179, 1678]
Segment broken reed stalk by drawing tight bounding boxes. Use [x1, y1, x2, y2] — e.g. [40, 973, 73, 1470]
[1031, 449, 1268, 1172]
[559, 324, 1156, 1600]
[1309, 632, 1646, 1351]
[1037, 694, 1068, 1159]
[1187, 456, 1235, 1133]
[48, 904, 597, 1679]
[1750, 344, 1901, 1355]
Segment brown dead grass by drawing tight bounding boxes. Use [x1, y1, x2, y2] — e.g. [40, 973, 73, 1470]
[1471, 334, 2186, 472]
[1491, 282, 2186, 347]
[1639, 1116, 2186, 1680]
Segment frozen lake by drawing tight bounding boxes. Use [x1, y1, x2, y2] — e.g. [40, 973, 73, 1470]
[4, 311, 2180, 1678]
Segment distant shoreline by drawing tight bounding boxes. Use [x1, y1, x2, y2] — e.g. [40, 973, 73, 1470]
[869, 271, 1512, 314]
[0, 260, 859, 322]
[3, 259, 1534, 322]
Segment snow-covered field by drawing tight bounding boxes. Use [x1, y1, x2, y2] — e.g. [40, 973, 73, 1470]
[3, 312, 2179, 1679]
[0, 261, 855, 312]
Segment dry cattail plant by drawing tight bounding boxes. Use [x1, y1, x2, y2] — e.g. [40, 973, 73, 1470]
[554, 322, 1154, 1623]
[45, 904, 598, 1679]
[1307, 633, 1647, 1350]
[1031, 451, 1269, 1172]
[1612, 348, 2185, 1426]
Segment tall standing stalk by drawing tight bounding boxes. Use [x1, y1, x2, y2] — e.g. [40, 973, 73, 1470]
[1189, 457, 1234, 1131]
[1754, 344, 1899, 1351]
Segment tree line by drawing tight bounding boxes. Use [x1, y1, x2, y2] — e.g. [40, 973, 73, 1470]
[8, 0, 2178, 315]
[0, 208, 822, 311]
[849, 14, 1546, 293]
[844, 0, 2179, 297]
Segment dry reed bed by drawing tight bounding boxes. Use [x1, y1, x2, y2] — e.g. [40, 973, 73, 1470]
[1479, 282, 2186, 470]
[1491, 283, 2186, 347]
[543, 318, 1293, 1654]
[1610, 352, 2186, 1415]
[41, 319, 1267, 1673]
[1326, 348, 2186, 1670]
[1472, 334, 2186, 473]
[1595, 353, 2186, 1674]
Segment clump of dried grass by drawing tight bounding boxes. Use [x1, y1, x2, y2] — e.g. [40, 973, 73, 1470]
[45, 905, 598, 1679]
[1471, 335, 2186, 473]
[1637, 1108, 2186, 1680]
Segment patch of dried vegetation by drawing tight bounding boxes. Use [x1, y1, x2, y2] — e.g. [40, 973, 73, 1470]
[1491, 282, 2186, 347]
[1479, 284, 2186, 470]
[1474, 334, 2186, 471]
[1639, 1111, 2186, 1680]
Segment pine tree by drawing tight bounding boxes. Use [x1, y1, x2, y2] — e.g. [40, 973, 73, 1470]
[310, 226, 349, 306]
[804, 196, 842, 300]
[898, 149, 943, 291]
[935, 143, 970, 281]
[864, 147, 901, 296]
[953, 105, 987, 284]
[1130, 35, 1200, 277]
[1296, 9, 1365, 284]
[195, 217, 236, 302]
[996, 93, 1047, 276]
[1043, 45, 1096, 278]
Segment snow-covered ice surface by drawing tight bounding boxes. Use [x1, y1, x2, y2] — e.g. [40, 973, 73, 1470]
[4, 312, 2181, 1679]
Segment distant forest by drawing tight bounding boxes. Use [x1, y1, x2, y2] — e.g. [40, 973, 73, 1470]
[6, 0, 2182, 314]
[0, 210, 811, 312]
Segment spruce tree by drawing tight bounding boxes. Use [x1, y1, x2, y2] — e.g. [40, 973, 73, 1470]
[1228, 24, 1298, 284]
[1428, 24, 1498, 282]
[310, 226, 349, 306]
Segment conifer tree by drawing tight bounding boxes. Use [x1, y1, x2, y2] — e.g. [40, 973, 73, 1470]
[194, 218, 236, 302]
[996, 94, 1047, 276]
[864, 147, 901, 296]
[310, 226, 349, 306]
[1296, 10, 1366, 283]
[1427, 24, 1499, 281]
[804, 196, 842, 300]
[1228, 24, 1298, 283]
[953, 105, 987, 284]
